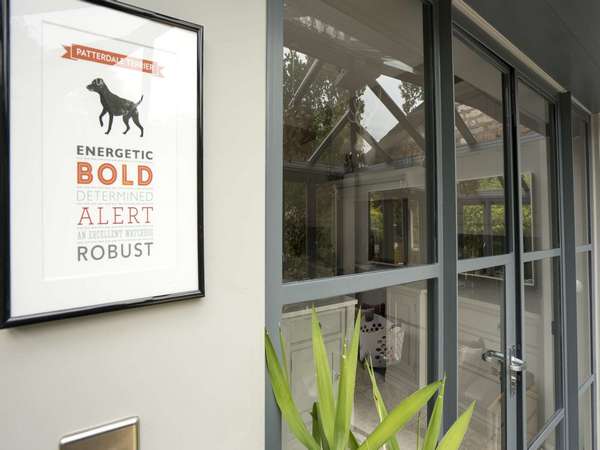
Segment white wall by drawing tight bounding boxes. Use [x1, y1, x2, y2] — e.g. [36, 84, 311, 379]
[0, 0, 266, 448]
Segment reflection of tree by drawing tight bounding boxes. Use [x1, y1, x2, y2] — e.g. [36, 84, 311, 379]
[521, 173, 533, 249]
[368, 196, 389, 263]
[459, 177, 503, 258]
[283, 48, 367, 280]
[283, 181, 307, 281]
[463, 205, 484, 234]
[315, 184, 336, 278]
[282, 49, 426, 280]
[522, 204, 532, 251]
[283, 49, 364, 162]
[458, 174, 533, 258]
[370, 199, 384, 236]
[399, 81, 424, 114]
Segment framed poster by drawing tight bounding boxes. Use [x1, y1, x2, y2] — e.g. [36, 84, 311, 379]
[0, 0, 204, 327]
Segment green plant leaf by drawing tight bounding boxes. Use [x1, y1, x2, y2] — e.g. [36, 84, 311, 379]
[365, 358, 400, 450]
[279, 328, 290, 384]
[312, 307, 336, 446]
[421, 378, 445, 450]
[437, 401, 476, 450]
[348, 431, 360, 450]
[311, 403, 321, 444]
[365, 358, 388, 418]
[357, 380, 441, 450]
[265, 330, 320, 450]
[332, 310, 362, 450]
[311, 402, 329, 450]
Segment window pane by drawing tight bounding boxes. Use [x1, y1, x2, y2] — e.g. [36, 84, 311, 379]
[573, 113, 590, 245]
[523, 257, 561, 443]
[518, 82, 558, 251]
[458, 267, 504, 449]
[279, 281, 429, 449]
[282, 0, 432, 282]
[453, 37, 507, 259]
[576, 251, 592, 385]
[579, 387, 594, 450]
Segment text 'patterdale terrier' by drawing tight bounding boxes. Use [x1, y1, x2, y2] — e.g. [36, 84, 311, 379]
[87, 78, 144, 137]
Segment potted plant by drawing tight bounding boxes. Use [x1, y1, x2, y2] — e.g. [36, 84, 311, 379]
[265, 308, 475, 450]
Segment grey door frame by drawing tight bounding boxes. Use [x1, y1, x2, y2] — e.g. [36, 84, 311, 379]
[573, 105, 597, 450]
[265, 1, 587, 449]
[453, 24, 520, 449]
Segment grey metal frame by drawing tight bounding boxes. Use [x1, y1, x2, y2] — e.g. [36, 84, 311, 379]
[265, 0, 284, 447]
[431, 0, 457, 429]
[573, 104, 597, 450]
[265, 1, 591, 449]
[514, 78, 565, 450]
[557, 93, 580, 450]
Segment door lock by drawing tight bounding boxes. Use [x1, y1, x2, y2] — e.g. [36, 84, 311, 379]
[509, 356, 527, 372]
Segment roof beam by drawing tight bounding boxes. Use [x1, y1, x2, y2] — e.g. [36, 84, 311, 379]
[454, 108, 478, 146]
[284, 20, 422, 86]
[287, 58, 323, 109]
[285, 0, 422, 70]
[307, 110, 350, 165]
[369, 81, 426, 151]
[351, 122, 393, 164]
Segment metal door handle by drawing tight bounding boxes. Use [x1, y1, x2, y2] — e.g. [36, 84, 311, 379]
[482, 350, 504, 363]
[482, 350, 527, 372]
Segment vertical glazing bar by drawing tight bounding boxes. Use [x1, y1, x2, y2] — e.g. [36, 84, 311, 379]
[582, 113, 596, 450]
[265, 0, 284, 448]
[422, 2, 441, 417]
[504, 259, 517, 450]
[558, 92, 579, 450]
[504, 70, 520, 450]
[591, 113, 600, 450]
[585, 116, 597, 450]
[433, 0, 458, 430]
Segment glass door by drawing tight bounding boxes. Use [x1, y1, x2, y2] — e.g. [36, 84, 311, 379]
[453, 31, 563, 450]
[515, 81, 562, 450]
[453, 31, 518, 450]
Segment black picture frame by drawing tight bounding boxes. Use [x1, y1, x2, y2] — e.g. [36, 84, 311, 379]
[0, 0, 204, 328]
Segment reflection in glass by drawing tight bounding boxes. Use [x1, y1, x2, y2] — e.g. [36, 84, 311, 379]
[523, 257, 561, 443]
[280, 281, 429, 449]
[579, 388, 594, 450]
[458, 267, 504, 450]
[368, 189, 425, 266]
[458, 177, 505, 260]
[453, 36, 507, 260]
[576, 252, 592, 385]
[518, 82, 558, 251]
[573, 113, 590, 246]
[282, 0, 432, 281]
[539, 428, 557, 450]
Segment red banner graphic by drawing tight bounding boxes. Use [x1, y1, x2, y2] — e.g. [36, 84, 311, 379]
[62, 44, 164, 77]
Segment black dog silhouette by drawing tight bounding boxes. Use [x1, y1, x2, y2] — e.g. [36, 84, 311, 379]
[87, 78, 144, 137]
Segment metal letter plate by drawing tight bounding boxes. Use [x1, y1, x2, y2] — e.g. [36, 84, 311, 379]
[60, 417, 139, 450]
